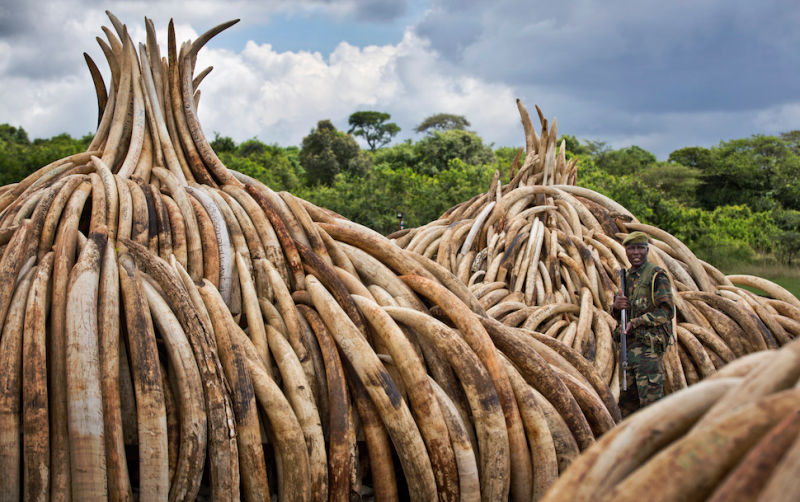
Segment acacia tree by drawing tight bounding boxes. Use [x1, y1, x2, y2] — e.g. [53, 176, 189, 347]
[414, 113, 470, 134]
[347, 111, 400, 151]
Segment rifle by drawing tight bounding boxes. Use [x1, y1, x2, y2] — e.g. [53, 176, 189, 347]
[619, 269, 628, 391]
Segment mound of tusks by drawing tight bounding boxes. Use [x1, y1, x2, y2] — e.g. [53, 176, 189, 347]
[542, 338, 800, 502]
[0, 13, 622, 502]
[391, 101, 800, 400]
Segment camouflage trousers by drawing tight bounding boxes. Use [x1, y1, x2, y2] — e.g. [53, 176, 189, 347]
[618, 339, 665, 418]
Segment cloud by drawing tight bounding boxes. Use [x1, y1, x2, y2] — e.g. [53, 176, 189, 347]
[0, 1, 437, 142]
[0, 2, 522, 152]
[194, 30, 518, 147]
[3, 0, 798, 161]
[410, 0, 800, 156]
[416, 0, 800, 113]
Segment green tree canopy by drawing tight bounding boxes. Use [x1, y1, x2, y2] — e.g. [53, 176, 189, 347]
[347, 111, 400, 151]
[300, 120, 371, 185]
[415, 113, 471, 134]
[593, 145, 656, 176]
[210, 132, 236, 153]
[696, 135, 800, 211]
[780, 130, 800, 155]
[413, 129, 495, 174]
[0, 127, 88, 186]
[638, 162, 703, 204]
[668, 146, 715, 171]
[0, 124, 30, 144]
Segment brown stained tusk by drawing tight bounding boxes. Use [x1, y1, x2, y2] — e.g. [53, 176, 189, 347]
[0, 267, 36, 501]
[480, 317, 597, 450]
[192, 65, 213, 90]
[99, 28, 133, 172]
[141, 278, 207, 501]
[152, 167, 204, 280]
[140, 43, 187, 183]
[126, 178, 150, 248]
[65, 233, 109, 499]
[222, 185, 287, 295]
[97, 240, 133, 502]
[83, 52, 107, 125]
[22, 254, 54, 501]
[298, 304, 354, 502]
[118, 253, 171, 500]
[245, 183, 305, 290]
[264, 323, 327, 501]
[353, 294, 460, 502]
[401, 274, 532, 500]
[235, 252, 271, 374]
[0, 220, 34, 328]
[167, 21, 215, 186]
[231, 319, 314, 502]
[500, 356, 559, 500]
[197, 282, 265, 502]
[305, 275, 438, 500]
[115, 41, 146, 179]
[186, 185, 232, 304]
[384, 305, 509, 501]
[178, 20, 240, 186]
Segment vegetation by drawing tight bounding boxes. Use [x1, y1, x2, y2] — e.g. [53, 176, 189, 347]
[574, 132, 800, 269]
[2, 115, 798, 271]
[415, 113, 471, 134]
[300, 120, 370, 185]
[347, 111, 400, 151]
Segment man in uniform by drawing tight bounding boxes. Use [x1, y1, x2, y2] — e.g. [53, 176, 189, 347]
[612, 231, 675, 417]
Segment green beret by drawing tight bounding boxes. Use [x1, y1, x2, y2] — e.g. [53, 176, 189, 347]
[623, 231, 650, 246]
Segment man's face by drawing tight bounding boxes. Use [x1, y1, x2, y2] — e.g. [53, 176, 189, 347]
[626, 244, 649, 269]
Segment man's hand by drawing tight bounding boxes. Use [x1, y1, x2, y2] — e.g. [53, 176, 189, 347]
[624, 321, 633, 335]
[613, 294, 629, 311]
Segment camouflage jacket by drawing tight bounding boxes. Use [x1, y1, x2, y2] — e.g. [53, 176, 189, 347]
[613, 261, 675, 353]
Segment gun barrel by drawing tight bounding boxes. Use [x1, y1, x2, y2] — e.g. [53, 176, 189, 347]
[619, 269, 628, 391]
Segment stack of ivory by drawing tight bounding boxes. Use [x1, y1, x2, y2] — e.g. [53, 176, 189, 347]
[540, 338, 800, 502]
[392, 100, 800, 399]
[0, 13, 619, 502]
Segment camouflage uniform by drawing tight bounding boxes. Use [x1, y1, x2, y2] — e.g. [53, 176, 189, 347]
[614, 260, 674, 417]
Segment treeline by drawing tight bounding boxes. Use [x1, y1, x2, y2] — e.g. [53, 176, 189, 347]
[2, 116, 799, 267]
[566, 133, 800, 267]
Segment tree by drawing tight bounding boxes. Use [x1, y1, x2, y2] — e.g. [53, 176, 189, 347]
[300, 120, 371, 185]
[696, 135, 800, 211]
[413, 129, 495, 174]
[347, 111, 400, 151]
[210, 132, 236, 153]
[638, 162, 703, 204]
[668, 146, 715, 171]
[593, 145, 656, 176]
[415, 113, 470, 134]
[237, 138, 268, 157]
[0, 127, 87, 186]
[780, 130, 800, 155]
[0, 124, 30, 144]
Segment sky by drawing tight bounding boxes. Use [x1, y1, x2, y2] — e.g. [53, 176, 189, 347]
[1, 0, 799, 159]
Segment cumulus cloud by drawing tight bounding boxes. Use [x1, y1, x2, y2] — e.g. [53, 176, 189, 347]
[0, 2, 521, 151]
[195, 30, 518, 147]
